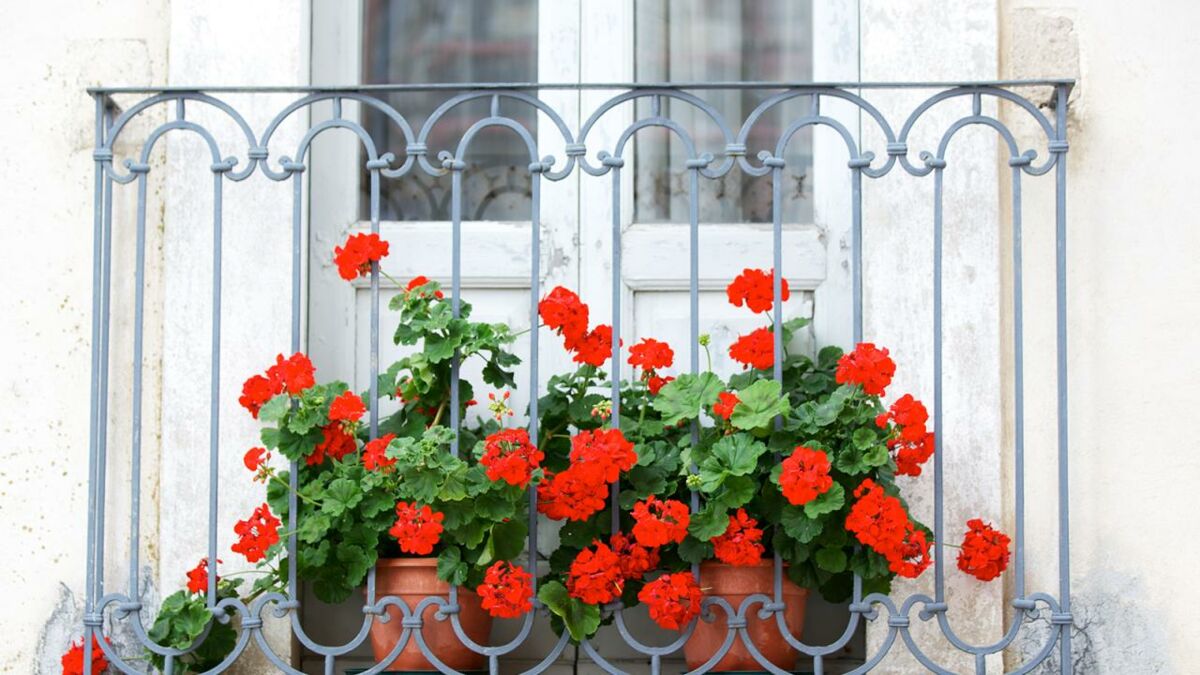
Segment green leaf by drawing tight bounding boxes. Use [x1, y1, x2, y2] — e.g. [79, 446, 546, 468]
[730, 379, 791, 431]
[488, 519, 528, 563]
[780, 504, 825, 543]
[651, 372, 723, 425]
[814, 547, 848, 573]
[258, 394, 290, 424]
[538, 581, 602, 641]
[437, 547, 469, 586]
[322, 478, 363, 517]
[803, 481, 845, 519]
[296, 512, 331, 544]
[688, 504, 731, 541]
[677, 536, 714, 564]
[705, 434, 767, 477]
[716, 475, 756, 508]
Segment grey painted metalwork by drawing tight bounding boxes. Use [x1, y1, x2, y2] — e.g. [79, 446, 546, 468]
[83, 81, 1074, 674]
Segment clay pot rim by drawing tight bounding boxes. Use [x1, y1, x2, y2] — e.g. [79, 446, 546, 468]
[375, 556, 438, 569]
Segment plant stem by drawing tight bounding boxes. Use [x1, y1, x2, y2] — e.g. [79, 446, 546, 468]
[430, 398, 448, 428]
[268, 471, 318, 506]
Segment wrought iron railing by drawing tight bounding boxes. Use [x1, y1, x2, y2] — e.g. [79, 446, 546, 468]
[83, 81, 1074, 674]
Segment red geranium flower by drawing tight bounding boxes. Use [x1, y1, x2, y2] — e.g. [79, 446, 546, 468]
[711, 508, 765, 566]
[639, 573, 703, 630]
[779, 446, 833, 506]
[835, 343, 895, 396]
[185, 557, 220, 594]
[876, 394, 929, 442]
[957, 518, 1011, 581]
[478, 561, 534, 618]
[243, 446, 268, 472]
[567, 541, 625, 605]
[480, 428, 544, 488]
[628, 338, 674, 372]
[232, 503, 280, 563]
[406, 275, 444, 299]
[729, 327, 775, 370]
[328, 390, 366, 425]
[307, 423, 357, 466]
[569, 428, 637, 483]
[647, 375, 674, 395]
[631, 496, 690, 547]
[539, 286, 589, 345]
[61, 636, 109, 675]
[238, 374, 274, 418]
[389, 502, 444, 555]
[891, 432, 935, 477]
[572, 324, 619, 367]
[537, 469, 609, 522]
[334, 232, 389, 281]
[362, 434, 397, 472]
[610, 532, 660, 580]
[269, 352, 316, 395]
[889, 524, 933, 579]
[727, 268, 790, 314]
[712, 391, 740, 420]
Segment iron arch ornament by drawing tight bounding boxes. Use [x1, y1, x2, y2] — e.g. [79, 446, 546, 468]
[83, 80, 1075, 674]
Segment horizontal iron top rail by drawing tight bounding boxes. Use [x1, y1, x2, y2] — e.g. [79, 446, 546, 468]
[87, 79, 1076, 95]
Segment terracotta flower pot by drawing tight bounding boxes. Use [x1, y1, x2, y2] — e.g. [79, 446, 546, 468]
[682, 561, 808, 672]
[368, 558, 492, 672]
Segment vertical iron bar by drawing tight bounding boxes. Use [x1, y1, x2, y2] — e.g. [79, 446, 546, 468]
[97, 137, 114, 599]
[450, 168, 462, 456]
[1055, 83, 1073, 674]
[129, 168, 150, 595]
[370, 168, 380, 439]
[207, 170, 224, 602]
[687, 164, 701, 574]
[610, 167, 622, 535]
[84, 92, 104, 673]
[1012, 167, 1026, 597]
[771, 162, 785, 603]
[287, 171, 302, 600]
[852, 169, 863, 344]
[932, 165, 945, 600]
[528, 170, 541, 586]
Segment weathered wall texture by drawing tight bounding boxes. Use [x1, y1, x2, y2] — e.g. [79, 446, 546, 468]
[999, 0, 1200, 672]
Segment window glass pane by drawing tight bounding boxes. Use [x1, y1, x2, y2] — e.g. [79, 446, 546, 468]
[361, 0, 538, 221]
[634, 0, 813, 223]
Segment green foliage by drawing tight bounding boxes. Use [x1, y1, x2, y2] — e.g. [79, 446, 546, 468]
[650, 372, 723, 425]
[145, 581, 242, 673]
[538, 581, 601, 642]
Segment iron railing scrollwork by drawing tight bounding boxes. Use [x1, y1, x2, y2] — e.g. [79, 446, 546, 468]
[84, 80, 1074, 674]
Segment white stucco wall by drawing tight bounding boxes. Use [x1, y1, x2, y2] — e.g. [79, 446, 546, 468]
[3, 0, 1200, 673]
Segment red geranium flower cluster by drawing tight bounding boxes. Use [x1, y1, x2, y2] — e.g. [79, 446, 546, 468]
[328, 390, 366, 426]
[389, 501, 444, 555]
[239, 352, 316, 418]
[61, 636, 109, 675]
[628, 337, 675, 394]
[727, 268, 790, 314]
[835, 343, 896, 396]
[957, 518, 1011, 581]
[185, 557, 220, 594]
[567, 540, 625, 605]
[232, 503, 281, 563]
[638, 573, 703, 630]
[537, 468, 609, 522]
[538, 286, 620, 367]
[845, 480, 931, 579]
[631, 496, 690, 547]
[480, 428, 544, 488]
[243, 446, 271, 482]
[538, 428, 636, 521]
[779, 446, 833, 506]
[405, 275, 444, 299]
[610, 532, 660, 581]
[362, 433, 396, 472]
[875, 393, 934, 476]
[729, 327, 775, 371]
[712, 391, 739, 421]
[892, 431, 935, 477]
[307, 423, 357, 466]
[478, 561, 534, 618]
[334, 232, 389, 281]
[711, 508, 765, 566]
